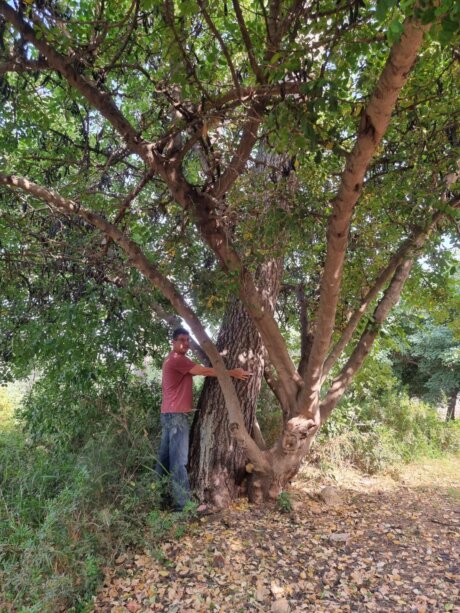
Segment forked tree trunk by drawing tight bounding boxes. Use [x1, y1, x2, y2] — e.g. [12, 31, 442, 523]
[189, 260, 282, 507]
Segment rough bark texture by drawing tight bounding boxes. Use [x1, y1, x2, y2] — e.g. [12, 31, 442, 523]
[189, 259, 282, 507]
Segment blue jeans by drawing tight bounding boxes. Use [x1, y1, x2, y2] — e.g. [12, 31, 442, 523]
[155, 413, 191, 510]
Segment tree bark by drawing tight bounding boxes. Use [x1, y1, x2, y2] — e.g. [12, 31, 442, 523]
[189, 259, 282, 507]
[446, 389, 458, 421]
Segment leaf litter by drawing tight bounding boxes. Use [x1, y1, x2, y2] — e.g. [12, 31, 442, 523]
[93, 458, 460, 612]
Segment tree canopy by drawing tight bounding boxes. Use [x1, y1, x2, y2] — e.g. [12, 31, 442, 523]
[0, 0, 459, 499]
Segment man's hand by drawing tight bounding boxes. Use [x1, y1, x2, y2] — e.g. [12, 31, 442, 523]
[189, 364, 252, 380]
[229, 368, 252, 380]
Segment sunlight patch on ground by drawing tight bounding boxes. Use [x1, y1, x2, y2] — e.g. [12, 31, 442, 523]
[294, 454, 460, 496]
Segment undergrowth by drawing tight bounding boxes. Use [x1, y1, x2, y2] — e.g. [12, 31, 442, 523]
[0, 380, 196, 613]
[316, 391, 460, 474]
[257, 383, 460, 475]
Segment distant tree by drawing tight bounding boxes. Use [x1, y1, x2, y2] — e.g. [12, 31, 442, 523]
[387, 264, 460, 419]
[394, 313, 460, 420]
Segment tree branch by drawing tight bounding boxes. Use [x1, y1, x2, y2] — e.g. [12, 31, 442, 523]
[2, 2, 301, 402]
[0, 2, 160, 169]
[198, 0, 241, 97]
[181, 183, 302, 404]
[232, 0, 265, 83]
[111, 168, 156, 226]
[161, 0, 212, 101]
[321, 203, 454, 381]
[320, 258, 414, 423]
[298, 14, 432, 424]
[252, 416, 267, 450]
[201, 81, 310, 113]
[211, 105, 262, 198]
[0, 53, 48, 75]
[98, 0, 139, 79]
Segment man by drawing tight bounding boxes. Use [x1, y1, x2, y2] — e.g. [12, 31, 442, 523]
[156, 327, 251, 511]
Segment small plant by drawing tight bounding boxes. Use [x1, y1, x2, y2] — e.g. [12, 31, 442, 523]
[147, 509, 176, 538]
[277, 491, 293, 514]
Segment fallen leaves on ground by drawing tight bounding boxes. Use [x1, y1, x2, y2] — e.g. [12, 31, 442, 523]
[93, 458, 460, 612]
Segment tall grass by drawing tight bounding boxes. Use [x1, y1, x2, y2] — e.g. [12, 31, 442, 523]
[1, 430, 159, 611]
[0, 378, 192, 612]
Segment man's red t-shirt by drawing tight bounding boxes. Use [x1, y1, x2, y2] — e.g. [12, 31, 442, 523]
[161, 351, 196, 413]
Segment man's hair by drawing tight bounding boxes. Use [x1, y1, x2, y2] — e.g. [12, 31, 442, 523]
[172, 327, 190, 340]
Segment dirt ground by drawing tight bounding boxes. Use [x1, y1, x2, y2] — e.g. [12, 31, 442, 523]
[93, 457, 460, 612]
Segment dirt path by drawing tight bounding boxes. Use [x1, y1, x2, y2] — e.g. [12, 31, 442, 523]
[93, 457, 460, 612]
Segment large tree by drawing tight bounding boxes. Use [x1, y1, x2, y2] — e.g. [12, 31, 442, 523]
[0, 0, 459, 503]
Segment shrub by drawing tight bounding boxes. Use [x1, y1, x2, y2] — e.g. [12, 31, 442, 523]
[0, 378, 171, 612]
[277, 491, 293, 514]
[318, 390, 460, 473]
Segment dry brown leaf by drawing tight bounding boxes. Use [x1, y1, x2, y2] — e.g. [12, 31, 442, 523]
[271, 597, 290, 612]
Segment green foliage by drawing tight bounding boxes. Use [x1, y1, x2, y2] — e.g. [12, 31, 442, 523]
[0, 377, 174, 612]
[147, 499, 199, 542]
[277, 491, 293, 514]
[397, 321, 460, 404]
[20, 368, 162, 451]
[0, 1, 459, 605]
[316, 262, 460, 472]
[320, 391, 460, 474]
[1, 0, 459, 357]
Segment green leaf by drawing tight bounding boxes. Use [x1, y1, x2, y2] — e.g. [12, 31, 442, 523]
[387, 19, 404, 43]
[375, 0, 397, 22]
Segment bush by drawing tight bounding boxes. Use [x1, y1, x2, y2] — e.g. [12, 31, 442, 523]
[318, 390, 460, 473]
[18, 370, 162, 452]
[257, 370, 460, 475]
[0, 378, 173, 612]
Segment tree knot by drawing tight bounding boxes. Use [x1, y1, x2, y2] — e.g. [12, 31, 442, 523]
[229, 422, 239, 435]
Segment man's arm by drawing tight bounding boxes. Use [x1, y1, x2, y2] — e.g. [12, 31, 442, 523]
[189, 364, 251, 380]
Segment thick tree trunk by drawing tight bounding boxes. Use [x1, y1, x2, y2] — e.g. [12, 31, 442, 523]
[189, 260, 282, 507]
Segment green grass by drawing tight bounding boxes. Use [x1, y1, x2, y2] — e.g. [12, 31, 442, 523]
[0, 406, 203, 613]
[0, 423, 174, 612]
